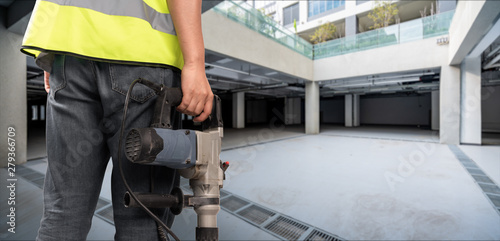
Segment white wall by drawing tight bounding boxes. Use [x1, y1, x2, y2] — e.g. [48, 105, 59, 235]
[202, 10, 313, 80]
[314, 36, 448, 81]
[360, 94, 432, 126]
[482, 85, 500, 132]
[448, 0, 500, 65]
[439, 65, 461, 144]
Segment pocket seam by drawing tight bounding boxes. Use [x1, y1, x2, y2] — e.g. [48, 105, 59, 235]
[51, 55, 67, 98]
[109, 65, 157, 103]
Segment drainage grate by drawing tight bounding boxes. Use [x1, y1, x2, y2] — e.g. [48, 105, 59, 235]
[15, 165, 34, 175]
[24, 171, 44, 181]
[218, 191, 344, 241]
[265, 216, 309, 241]
[466, 168, 486, 176]
[305, 229, 342, 241]
[16, 165, 45, 188]
[96, 206, 114, 224]
[448, 145, 500, 214]
[96, 198, 111, 211]
[487, 194, 500, 207]
[479, 183, 500, 195]
[460, 161, 478, 169]
[472, 174, 495, 185]
[237, 204, 275, 225]
[221, 195, 249, 212]
[31, 177, 45, 188]
[220, 189, 230, 198]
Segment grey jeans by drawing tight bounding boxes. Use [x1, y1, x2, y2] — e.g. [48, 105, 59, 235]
[37, 55, 181, 241]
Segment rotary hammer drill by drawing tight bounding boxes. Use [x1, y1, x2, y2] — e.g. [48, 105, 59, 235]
[118, 79, 228, 241]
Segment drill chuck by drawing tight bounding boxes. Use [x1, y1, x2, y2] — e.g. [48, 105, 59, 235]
[125, 128, 197, 169]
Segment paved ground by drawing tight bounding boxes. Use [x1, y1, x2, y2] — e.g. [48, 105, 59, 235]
[1, 125, 499, 240]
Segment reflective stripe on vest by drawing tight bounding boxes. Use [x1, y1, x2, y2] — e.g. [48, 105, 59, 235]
[21, 0, 184, 70]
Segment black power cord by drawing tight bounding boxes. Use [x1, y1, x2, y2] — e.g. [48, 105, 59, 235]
[117, 78, 181, 241]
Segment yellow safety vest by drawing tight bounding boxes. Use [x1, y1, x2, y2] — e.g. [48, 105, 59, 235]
[21, 0, 184, 70]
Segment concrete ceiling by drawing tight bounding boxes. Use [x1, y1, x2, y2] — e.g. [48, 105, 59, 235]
[0, 0, 14, 7]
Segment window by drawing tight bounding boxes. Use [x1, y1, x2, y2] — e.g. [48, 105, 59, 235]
[283, 3, 299, 26]
[308, 0, 345, 18]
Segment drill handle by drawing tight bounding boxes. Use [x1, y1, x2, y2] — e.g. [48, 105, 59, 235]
[202, 95, 223, 131]
[150, 87, 182, 129]
[150, 87, 223, 131]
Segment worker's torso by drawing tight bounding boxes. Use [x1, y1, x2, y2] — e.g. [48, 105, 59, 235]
[21, 0, 184, 71]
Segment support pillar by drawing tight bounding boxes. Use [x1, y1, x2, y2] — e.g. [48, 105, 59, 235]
[345, 94, 360, 127]
[345, 15, 359, 37]
[439, 65, 461, 144]
[353, 94, 360, 127]
[431, 90, 440, 130]
[285, 97, 301, 125]
[305, 81, 319, 134]
[232, 92, 245, 129]
[345, 95, 353, 127]
[460, 57, 482, 144]
[0, 6, 27, 167]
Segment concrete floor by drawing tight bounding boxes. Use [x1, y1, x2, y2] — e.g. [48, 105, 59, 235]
[2, 125, 500, 240]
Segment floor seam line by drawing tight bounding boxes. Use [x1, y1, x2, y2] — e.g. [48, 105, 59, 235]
[221, 134, 307, 151]
[320, 133, 439, 143]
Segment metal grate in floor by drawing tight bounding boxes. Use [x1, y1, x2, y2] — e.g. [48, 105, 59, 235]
[15, 163, 116, 225]
[96, 198, 111, 211]
[471, 174, 495, 184]
[220, 189, 230, 198]
[15, 165, 44, 188]
[221, 195, 250, 212]
[265, 216, 309, 241]
[237, 204, 275, 225]
[449, 145, 500, 215]
[15, 162, 345, 240]
[305, 229, 342, 241]
[96, 205, 114, 225]
[219, 191, 344, 241]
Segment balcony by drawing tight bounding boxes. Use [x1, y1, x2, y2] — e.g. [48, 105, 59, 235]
[314, 10, 455, 59]
[212, 0, 314, 59]
[213, 1, 455, 60]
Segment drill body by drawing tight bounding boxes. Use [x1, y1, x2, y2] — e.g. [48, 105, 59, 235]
[124, 86, 226, 241]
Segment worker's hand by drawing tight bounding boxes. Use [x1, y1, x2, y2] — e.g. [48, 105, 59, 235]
[44, 71, 50, 93]
[176, 63, 213, 122]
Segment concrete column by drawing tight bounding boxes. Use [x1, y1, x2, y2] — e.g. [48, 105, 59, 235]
[345, 94, 359, 127]
[345, 94, 353, 127]
[305, 81, 319, 134]
[285, 97, 301, 125]
[353, 94, 360, 127]
[431, 90, 440, 131]
[293, 98, 301, 124]
[0, 6, 27, 167]
[345, 15, 359, 37]
[232, 92, 245, 129]
[439, 65, 461, 144]
[460, 57, 482, 144]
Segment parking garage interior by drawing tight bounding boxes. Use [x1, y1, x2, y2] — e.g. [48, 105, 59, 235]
[2, 0, 500, 240]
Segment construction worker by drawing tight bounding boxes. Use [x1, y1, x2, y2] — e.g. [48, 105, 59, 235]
[21, 0, 213, 240]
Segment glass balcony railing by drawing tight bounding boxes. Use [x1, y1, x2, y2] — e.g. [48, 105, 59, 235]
[212, 1, 454, 60]
[314, 10, 455, 59]
[212, 0, 314, 59]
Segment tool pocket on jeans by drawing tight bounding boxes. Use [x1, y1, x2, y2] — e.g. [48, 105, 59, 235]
[109, 64, 167, 103]
[49, 55, 67, 99]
